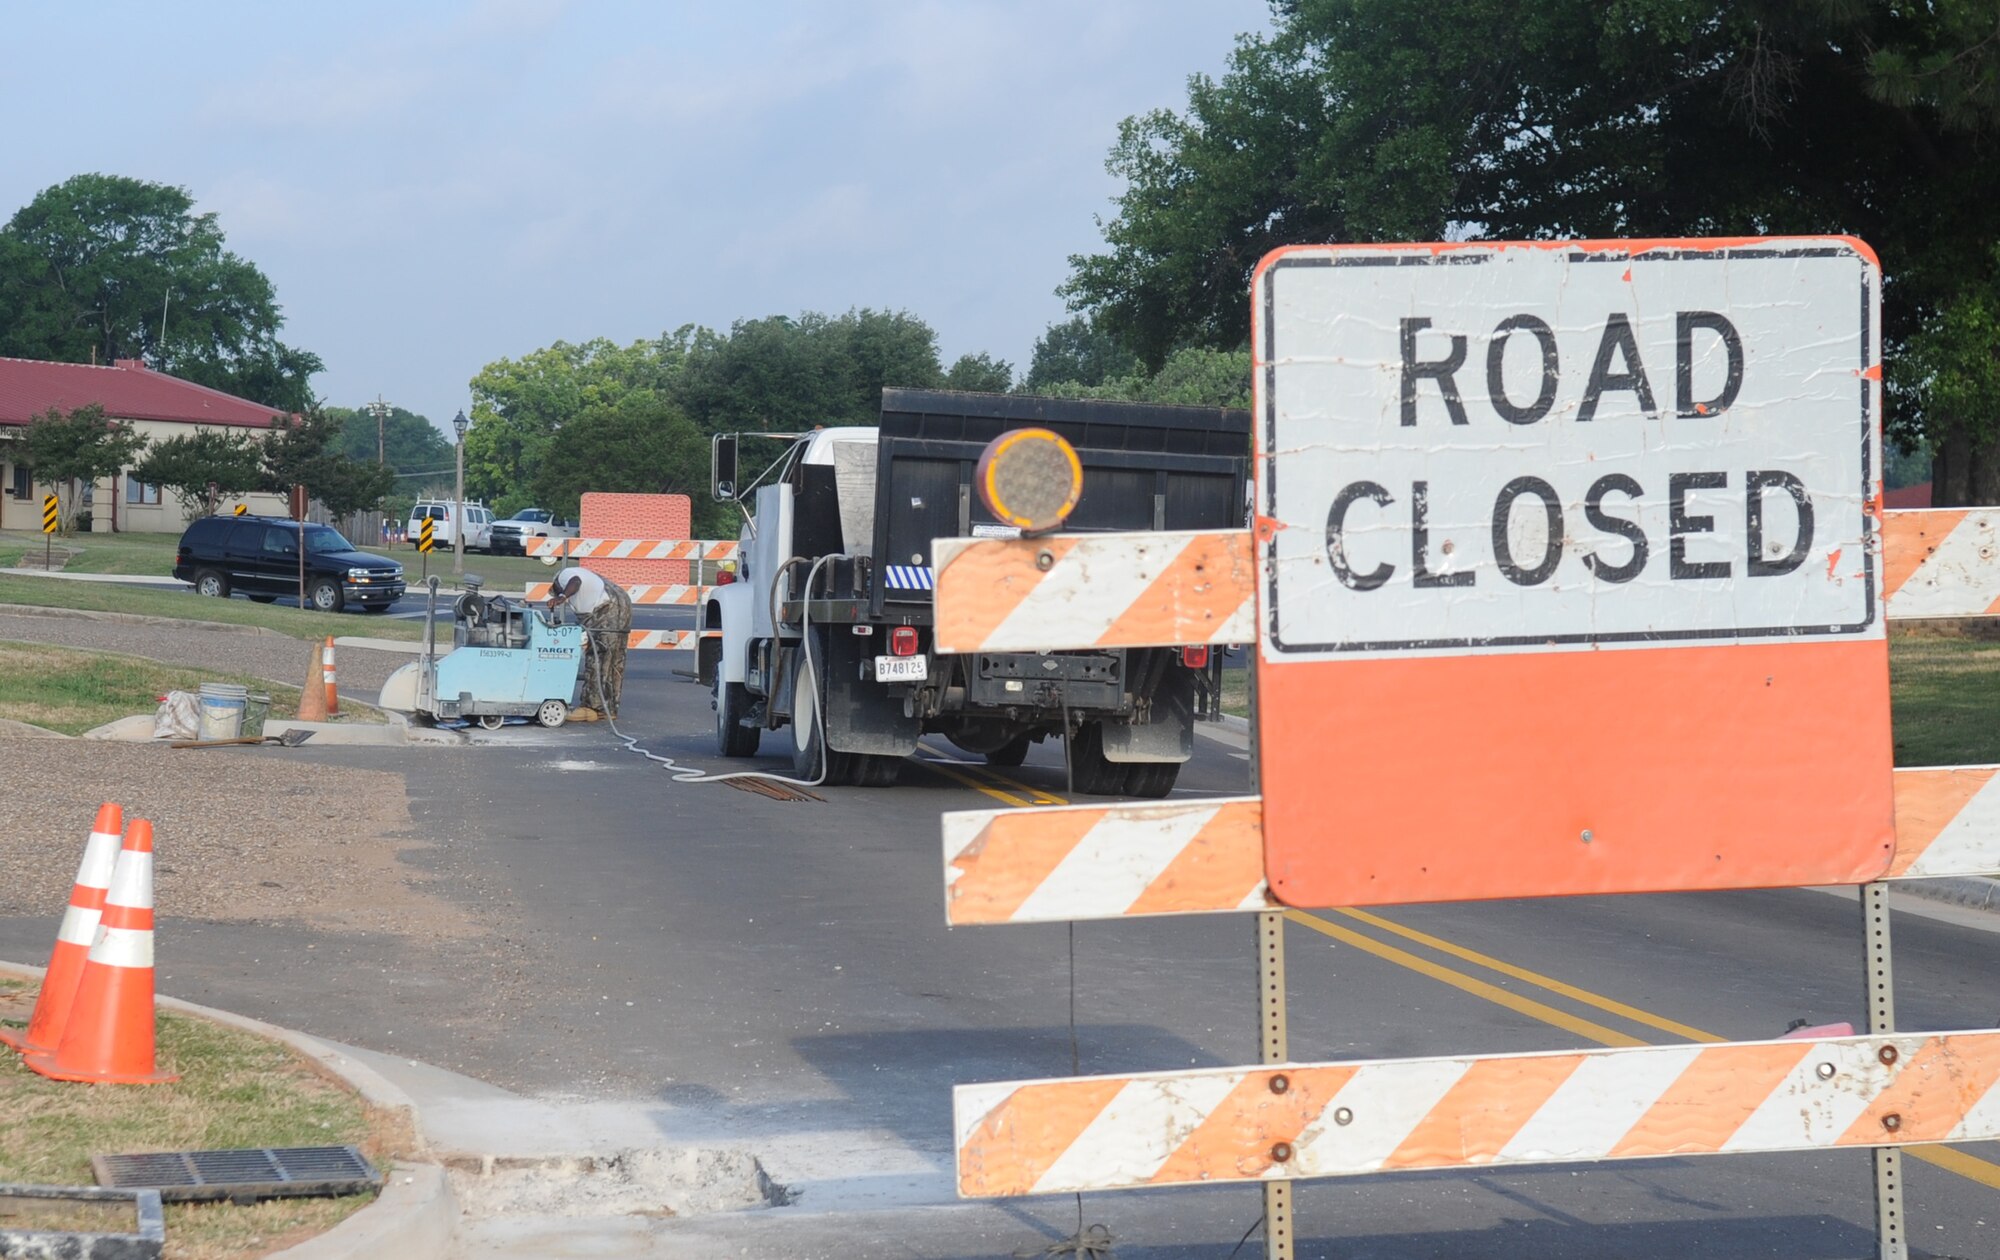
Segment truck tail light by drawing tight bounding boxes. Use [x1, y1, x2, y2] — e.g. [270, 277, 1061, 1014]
[1180, 646, 1210, 668]
[716, 569, 736, 585]
[890, 626, 920, 657]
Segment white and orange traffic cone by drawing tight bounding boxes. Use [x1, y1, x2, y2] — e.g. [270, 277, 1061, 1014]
[24, 819, 177, 1085]
[0, 803, 123, 1055]
[297, 640, 328, 722]
[322, 635, 339, 716]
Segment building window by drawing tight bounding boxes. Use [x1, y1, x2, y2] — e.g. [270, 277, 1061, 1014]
[9, 464, 28, 499]
[127, 479, 162, 505]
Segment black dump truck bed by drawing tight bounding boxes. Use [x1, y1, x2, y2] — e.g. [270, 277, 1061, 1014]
[868, 388, 1251, 614]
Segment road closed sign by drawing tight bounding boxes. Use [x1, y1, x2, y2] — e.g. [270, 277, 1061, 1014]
[1253, 239, 1895, 908]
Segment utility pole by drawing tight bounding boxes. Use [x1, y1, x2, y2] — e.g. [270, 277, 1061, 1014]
[366, 396, 392, 465]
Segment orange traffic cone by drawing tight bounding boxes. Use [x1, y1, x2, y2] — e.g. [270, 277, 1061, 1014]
[297, 640, 328, 721]
[1, 803, 123, 1054]
[24, 820, 177, 1084]
[322, 635, 339, 715]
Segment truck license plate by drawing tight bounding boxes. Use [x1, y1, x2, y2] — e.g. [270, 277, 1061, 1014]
[874, 655, 928, 682]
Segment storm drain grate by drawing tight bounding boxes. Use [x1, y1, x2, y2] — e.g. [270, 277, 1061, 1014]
[92, 1146, 380, 1204]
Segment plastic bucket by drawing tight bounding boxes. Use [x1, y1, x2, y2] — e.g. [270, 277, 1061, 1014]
[197, 682, 249, 741]
[242, 694, 271, 739]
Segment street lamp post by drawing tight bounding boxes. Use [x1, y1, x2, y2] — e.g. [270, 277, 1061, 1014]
[452, 409, 469, 575]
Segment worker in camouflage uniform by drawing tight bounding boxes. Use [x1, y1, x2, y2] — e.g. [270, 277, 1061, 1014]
[548, 566, 632, 719]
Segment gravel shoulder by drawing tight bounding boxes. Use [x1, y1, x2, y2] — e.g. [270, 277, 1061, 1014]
[0, 609, 411, 696]
[0, 735, 474, 939]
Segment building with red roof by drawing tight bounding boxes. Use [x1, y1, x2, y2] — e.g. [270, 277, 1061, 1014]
[0, 356, 293, 532]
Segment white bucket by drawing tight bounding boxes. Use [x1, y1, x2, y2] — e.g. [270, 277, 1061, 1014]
[197, 682, 249, 741]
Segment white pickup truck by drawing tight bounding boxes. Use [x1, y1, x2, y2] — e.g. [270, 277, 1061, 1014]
[487, 508, 577, 556]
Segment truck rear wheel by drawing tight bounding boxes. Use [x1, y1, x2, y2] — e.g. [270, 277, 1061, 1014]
[790, 653, 855, 785]
[985, 735, 1032, 768]
[1122, 760, 1180, 799]
[714, 677, 761, 757]
[851, 754, 902, 786]
[1065, 722, 1128, 796]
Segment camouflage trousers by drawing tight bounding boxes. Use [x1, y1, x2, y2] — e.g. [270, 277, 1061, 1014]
[579, 580, 633, 717]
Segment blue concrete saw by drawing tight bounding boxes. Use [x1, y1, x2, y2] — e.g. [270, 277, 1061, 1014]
[379, 575, 585, 730]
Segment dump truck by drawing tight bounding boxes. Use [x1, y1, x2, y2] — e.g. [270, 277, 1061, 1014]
[698, 388, 1251, 795]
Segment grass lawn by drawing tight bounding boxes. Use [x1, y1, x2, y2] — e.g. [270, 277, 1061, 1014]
[0, 976, 406, 1260]
[0, 575, 422, 642]
[1889, 628, 2000, 767]
[0, 529, 185, 575]
[0, 643, 311, 736]
[1217, 631, 2000, 769]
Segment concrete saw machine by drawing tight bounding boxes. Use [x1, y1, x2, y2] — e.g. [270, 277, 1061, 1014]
[379, 575, 585, 729]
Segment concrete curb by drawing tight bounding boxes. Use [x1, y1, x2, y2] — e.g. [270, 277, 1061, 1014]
[1890, 874, 2000, 914]
[0, 961, 456, 1259]
[0, 601, 291, 637]
[0, 568, 181, 586]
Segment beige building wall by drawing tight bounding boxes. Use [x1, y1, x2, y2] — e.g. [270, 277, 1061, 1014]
[0, 418, 285, 535]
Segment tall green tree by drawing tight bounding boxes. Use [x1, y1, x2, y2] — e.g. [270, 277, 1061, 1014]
[21, 404, 149, 532]
[326, 404, 454, 475]
[673, 308, 945, 433]
[261, 408, 395, 518]
[0, 174, 322, 410]
[532, 390, 729, 535]
[129, 428, 264, 518]
[942, 352, 1014, 393]
[1022, 315, 1138, 391]
[1035, 346, 1252, 409]
[462, 335, 686, 505]
[1063, 0, 2000, 500]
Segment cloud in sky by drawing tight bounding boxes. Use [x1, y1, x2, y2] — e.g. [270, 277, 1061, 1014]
[1, 1, 1269, 430]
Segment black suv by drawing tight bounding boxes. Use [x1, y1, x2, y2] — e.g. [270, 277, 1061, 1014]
[173, 515, 406, 613]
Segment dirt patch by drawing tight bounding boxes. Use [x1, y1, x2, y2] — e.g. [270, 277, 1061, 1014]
[445, 1148, 788, 1218]
[0, 735, 476, 940]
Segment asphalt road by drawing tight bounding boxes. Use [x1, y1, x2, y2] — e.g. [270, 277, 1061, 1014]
[4, 642, 1996, 1256]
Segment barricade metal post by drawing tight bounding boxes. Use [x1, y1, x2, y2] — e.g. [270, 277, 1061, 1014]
[1259, 909, 1292, 1260]
[1863, 882, 1907, 1260]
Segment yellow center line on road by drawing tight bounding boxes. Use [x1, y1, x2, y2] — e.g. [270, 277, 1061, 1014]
[1285, 910, 1647, 1049]
[1289, 906, 2000, 1192]
[1327, 906, 1723, 1044]
[915, 742, 1067, 808]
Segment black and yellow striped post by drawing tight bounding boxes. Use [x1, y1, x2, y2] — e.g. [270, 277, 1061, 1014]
[233, 503, 248, 516]
[40, 493, 58, 568]
[418, 516, 435, 581]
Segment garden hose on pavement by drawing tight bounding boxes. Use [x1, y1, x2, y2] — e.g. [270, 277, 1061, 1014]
[595, 556, 834, 791]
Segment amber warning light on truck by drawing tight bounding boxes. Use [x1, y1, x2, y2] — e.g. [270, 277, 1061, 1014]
[1259, 240, 1879, 656]
[974, 427, 1084, 535]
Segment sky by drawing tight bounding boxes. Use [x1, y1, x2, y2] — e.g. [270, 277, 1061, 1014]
[3, 0, 1271, 435]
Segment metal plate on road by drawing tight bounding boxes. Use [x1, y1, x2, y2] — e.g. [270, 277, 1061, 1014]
[1253, 238, 1895, 907]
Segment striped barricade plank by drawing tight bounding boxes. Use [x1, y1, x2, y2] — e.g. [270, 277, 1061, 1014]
[931, 529, 1256, 653]
[954, 1030, 2000, 1196]
[528, 538, 739, 560]
[628, 630, 702, 651]
[943, 797, 1269, 925]
[944, 768, 2000, 924]
[926, 511, 2000, 656]
[1885, 766, 2000, 880]
[1883, 509, 2000, 619]
[526, 583, 710, 605]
